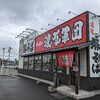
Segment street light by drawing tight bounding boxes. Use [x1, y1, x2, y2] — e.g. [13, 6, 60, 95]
[35, 30, 42, 35]
[41, 28, 48, 31]
[57, 18, 65, 22]
[19, 32, 29, 37]
[22, 31, 32, 35]
[48, 23, 56, 27]
[20, 33, 28, 36]
[15, 31, 27, 38]
[26, 28, 39, 36]
[26, 28, 35, 31]
[68, 11, 77, 16]
[15, 35, 25, 39]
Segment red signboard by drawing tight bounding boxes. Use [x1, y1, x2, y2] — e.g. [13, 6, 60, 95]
[55, 51, 74, 67]
[35, 13, 87, 53]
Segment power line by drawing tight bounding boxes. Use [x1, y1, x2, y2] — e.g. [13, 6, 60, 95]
[0, 29, 18, 37]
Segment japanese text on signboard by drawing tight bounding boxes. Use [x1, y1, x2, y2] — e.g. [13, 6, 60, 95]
[44, 20, 84, 48]
[35, 13, 86, 53]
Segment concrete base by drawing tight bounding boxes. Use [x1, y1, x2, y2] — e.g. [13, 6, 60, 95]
[48, 86, 56, 93]
[18, 73, 54, 85]
[36, 80, 41, 85]
[56, 86, 94, 99]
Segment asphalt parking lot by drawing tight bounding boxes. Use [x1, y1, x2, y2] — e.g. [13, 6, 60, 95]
[0, 75, 74, 100]
[0, 75, 100, 100]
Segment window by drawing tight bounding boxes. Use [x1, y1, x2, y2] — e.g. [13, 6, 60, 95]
[42, 54, 51, 71]
[23, 57, 29, 69]
[34, 55, 41, 70]
[28, 56, 34, 70]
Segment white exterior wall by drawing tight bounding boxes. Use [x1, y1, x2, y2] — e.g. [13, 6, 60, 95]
[80, 48, 87, 77]
[89, 13, 100, 77]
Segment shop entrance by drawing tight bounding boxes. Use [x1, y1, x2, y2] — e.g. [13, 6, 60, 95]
[69, 51, 80, 95]
[69, 52, 79, 89]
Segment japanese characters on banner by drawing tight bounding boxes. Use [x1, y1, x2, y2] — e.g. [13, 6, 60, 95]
[19, 33, 35, 55]
[89, 13, 100, 77]
[35, 13, 87, 52]
[55, 51, 74, 67]
[19, 39, 24, 55]
[23, 34, 35, 54]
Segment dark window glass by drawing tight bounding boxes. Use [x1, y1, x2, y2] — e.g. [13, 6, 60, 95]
[23, 57, 28, 69]
[53, 54, 57, 72]
[28, 57, 34, 70]
[42, 54, 51, 71]
[34, 55, 41, 70]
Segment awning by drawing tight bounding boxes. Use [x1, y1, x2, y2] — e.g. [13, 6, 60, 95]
[77, 42, 92, 50]
[21, 42, 92, 57]
[52, 42, 92, 52]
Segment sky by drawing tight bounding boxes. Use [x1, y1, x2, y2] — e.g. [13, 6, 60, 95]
[0, 0, 99, 60]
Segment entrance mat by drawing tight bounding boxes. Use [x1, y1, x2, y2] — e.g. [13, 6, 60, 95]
[50, 92, 68, 99]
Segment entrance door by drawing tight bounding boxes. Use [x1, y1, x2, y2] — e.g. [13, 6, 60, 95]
[69, 51, 80, 91]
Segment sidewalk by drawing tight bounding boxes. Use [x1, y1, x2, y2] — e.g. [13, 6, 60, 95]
[0, 68, 18, 76]
[56, 86, 95, 99]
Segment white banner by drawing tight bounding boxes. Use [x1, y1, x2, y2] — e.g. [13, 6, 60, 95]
[89, 13, 100, 77]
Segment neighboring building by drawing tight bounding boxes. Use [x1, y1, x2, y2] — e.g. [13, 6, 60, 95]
[0, 58, 17, 67]
[18, 11, 100, 92]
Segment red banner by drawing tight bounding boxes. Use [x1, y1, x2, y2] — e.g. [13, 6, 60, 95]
[55, 51, 74, 67]
[35, 12, 87, 53]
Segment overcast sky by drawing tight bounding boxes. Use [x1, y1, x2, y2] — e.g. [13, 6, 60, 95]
[0, 0, 99, 60]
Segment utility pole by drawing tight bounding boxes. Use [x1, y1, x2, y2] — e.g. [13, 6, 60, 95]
[1, 48, 5, 75]
[8, 47, 13, 65]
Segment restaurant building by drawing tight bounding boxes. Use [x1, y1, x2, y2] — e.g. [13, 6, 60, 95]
[18, 11, 100, 92]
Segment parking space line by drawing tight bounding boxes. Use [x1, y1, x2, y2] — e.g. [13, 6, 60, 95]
[12, 75, 19, 79]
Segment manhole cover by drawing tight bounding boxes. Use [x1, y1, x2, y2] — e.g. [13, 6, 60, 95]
[50, 92, 68, 99]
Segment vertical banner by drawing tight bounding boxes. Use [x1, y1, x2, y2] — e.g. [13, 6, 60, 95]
[55, 51, 74, 67]
[19, 31, 36, 55]
[23, 34, 35, 54]
[19, 39, 24, 55]
[89, 13, 100, 77]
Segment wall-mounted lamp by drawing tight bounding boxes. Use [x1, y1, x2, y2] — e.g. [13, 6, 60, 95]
[57, 18, 65, 22]
[68, 11, 77, 16]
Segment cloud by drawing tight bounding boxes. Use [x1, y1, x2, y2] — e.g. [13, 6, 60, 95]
[0, 0, 100, 60]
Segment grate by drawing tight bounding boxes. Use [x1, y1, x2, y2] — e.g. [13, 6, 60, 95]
[50, 92, 68, 99]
